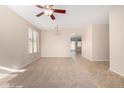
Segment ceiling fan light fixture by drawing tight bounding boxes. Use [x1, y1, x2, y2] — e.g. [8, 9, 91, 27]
[46, 5, 50, 9]
[44, 9, 53, 16]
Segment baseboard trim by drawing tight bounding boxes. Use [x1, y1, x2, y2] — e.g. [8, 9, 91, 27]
[82, 56, 93, 61]
[41, 57, 71, 58]
[110, 68, 124, 77]
[91, 60, 110, 62]
[41, 56, 71, 58]
[19, 57, 41, 69]
[0, 57, 41, 80]
[82, 56, 109, 62]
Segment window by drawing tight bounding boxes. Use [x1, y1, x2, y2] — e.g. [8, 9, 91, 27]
[28, 28, 39, 54]
[70, 41, 76, 51]
[77, 41, 82, 47]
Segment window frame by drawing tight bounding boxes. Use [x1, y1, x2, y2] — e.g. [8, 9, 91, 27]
[28, 28, 39, 54]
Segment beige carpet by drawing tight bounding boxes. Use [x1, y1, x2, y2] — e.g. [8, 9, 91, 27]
[0, 56, 124, 88]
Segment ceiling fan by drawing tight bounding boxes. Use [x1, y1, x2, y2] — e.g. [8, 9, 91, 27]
[35, 5, 66, 20]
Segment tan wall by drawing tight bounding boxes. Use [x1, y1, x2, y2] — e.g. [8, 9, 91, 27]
[110, 6, 124, 76]
[41, 28, 83, 57]
[0, 6, 41, 70]
[82, 24, 109, 61]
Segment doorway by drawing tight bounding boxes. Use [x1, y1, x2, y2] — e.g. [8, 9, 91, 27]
[70, 34, 82, 55]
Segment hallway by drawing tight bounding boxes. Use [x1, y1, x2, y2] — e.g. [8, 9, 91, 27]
[0, 56, 124, 88]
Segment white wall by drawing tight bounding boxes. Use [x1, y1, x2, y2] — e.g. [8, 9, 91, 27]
[0, 6, 41, 70]
[82, 25, 93, 60]
[41, 28, 83, 57]
[110, 6, 124, 76]
[92, 24, 109, 61]
[82, 24, 109, 61]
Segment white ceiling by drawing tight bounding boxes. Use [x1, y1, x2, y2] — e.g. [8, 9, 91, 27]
[8, 5, 113, 30]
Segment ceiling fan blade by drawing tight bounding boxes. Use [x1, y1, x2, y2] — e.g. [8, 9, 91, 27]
[53, 9, 66, 14]
[36, 5, 44, 9]
[36, 12, 44, 17]
[50, 14, 55, 20]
